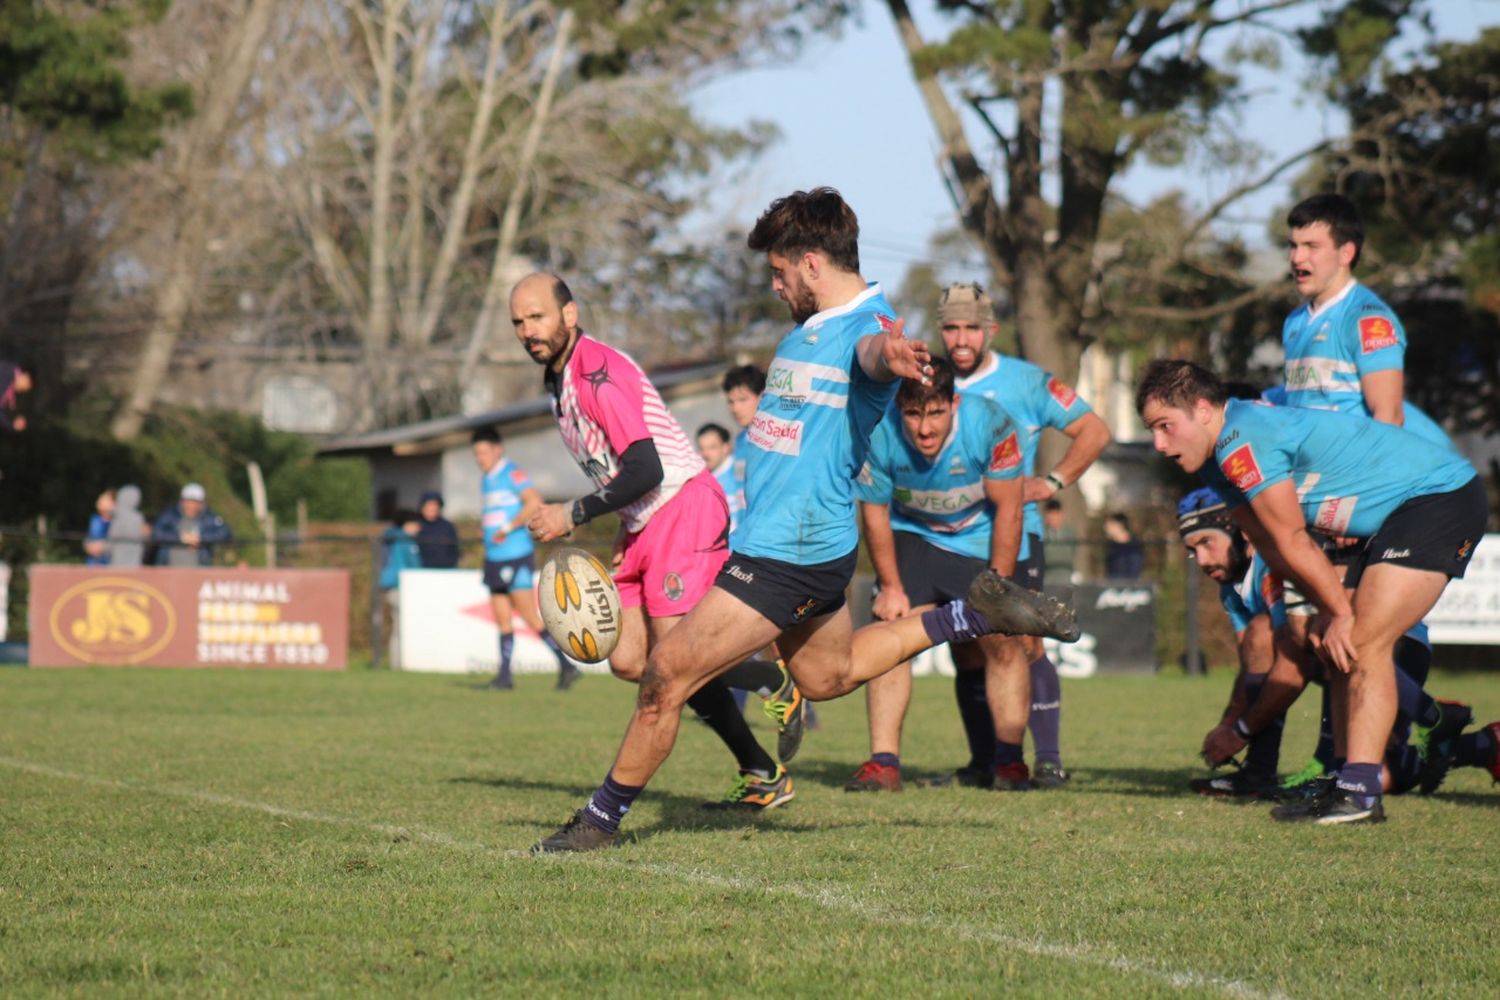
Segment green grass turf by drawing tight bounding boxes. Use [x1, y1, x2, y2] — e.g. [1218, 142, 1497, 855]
[2, 665, 1497, 998]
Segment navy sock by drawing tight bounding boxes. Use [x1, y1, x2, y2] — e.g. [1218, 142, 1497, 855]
[1386, 744, 1421, 794]
[1028, 655, 1062, 766]
[582, 773, 643, 834]
[1394, 666, 1437, 729]
[952, 670, 995, 769]
[498, 633, 514, 681]
[1454, 727, 1497, 768]
[921, 600, 993, 646]
[1314, 687, 1336, 769]
[686, 677, 777, 776]
[1240, 676, 1284, 777]
[994, 740, 1023, 767]
[871, 752, 900, 770]
[539, 631, 566, 672]
[719, 658, 785, 696]
[1337, 762, 1382, 805]
[731, 687, 749, 713]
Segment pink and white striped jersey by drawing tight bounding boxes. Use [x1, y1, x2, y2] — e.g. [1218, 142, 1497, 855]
[549, 335, 705, 533]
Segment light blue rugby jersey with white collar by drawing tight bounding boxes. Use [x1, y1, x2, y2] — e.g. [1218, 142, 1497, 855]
[733, 284, 901, 564]
[954, 351, 1093, 541]
[1282, 280, 1405, 412]
[1199, 399, 1475, 539]
[855, 392, 1029, 562]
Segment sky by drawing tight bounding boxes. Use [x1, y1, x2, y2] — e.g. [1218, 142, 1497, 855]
[690, 1, 1495, 284]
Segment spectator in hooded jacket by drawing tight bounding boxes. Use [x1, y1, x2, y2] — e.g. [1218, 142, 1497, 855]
[152, 483, 232, 567]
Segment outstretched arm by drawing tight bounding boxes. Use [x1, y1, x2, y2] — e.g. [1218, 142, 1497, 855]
[855, 316, 932, 384]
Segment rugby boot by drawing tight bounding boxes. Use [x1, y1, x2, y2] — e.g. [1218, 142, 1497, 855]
[1279, 757, 1329, 792]
[965, 569, 1080, 642]
[844, 759, 903, 792]
[1190, 768, 1279, 800]
[1416, 699, 1474, 795]
[485, 674, 514, 691]
[555, 662, 583, 691]
[702, 767, 795, 811]
[532, 811, 616, 854]
[1032, 760, 1071, 789]
[1484, 722, 1500, 785]
[1269, 777, 1388, 823]
[993, 761, 1032, 791]
[1268, 776, 1336, 819]
[762, 671, 807, 763]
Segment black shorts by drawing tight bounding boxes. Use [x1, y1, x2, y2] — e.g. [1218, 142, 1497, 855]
[717, 549, 856, 630]
[888, 532, 985, 606]
[1018, 533, 1045, 592]
[483, 555, 535, 595]
[1344, 476, 1487, 589]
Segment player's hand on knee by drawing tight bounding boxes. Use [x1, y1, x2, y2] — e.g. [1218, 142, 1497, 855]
[1313, 613, 1357, 673]
[872, 585, 911, 622]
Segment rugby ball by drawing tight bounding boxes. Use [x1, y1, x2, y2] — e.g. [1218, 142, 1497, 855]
[538, 547, 621, 664]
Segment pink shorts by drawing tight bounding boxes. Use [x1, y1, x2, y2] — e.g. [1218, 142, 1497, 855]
[615, 470, 730, 618]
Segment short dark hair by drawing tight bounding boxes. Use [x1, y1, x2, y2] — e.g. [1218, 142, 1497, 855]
[896, 355, 955, 410]
[696, 422, 730, 444]
[1135, 359, 1227, 415]
[1287, 193, 1363, 267]
[391, 508, 419, 528]
[722, 364, 766, 396]
[747, 187, 860, 274]
[1107, 512, 1131, 530]
[471, 426, 503, 445]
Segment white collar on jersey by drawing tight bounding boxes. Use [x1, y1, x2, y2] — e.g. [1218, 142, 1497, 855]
[802, 282, 882, 330]
[1303, 277, 1358, 321]
[955, 350, 1001, 387]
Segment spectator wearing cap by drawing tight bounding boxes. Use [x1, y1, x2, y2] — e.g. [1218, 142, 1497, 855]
[415, 490, 460, 568]
[152, 482, 232, 567]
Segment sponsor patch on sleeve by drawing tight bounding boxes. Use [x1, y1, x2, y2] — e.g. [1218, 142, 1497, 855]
[1046, 377, 1078, 409]
[1221, 443, 1264, 492]
[1261, 571, 1283, 611]
[509, 468, 528, 484]
[989, 432, 1022, 472]
[1358, 315, 1400, 354]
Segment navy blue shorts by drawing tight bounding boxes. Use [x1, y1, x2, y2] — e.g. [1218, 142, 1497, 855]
[716, 550, 855, 630]
[483, 555, 535, 595]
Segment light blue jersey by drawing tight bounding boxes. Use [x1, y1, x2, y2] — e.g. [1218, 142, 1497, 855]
[481, 458, 535, 561]
[1219, 555, 1287, 634]
[1263, 383, 1454, 451]
[1282, 281, 1405, 411]
[855, 393, 1028, 562]
[711, 454, 741, 532]
[735, 284, 901, 564]
[1201, 400, 1476, 538]
[954, 351, 1093, 540]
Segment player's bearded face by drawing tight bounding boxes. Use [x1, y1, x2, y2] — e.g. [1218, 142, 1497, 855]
[1185, 530, 1239, 582]
[768, 253, 819, 324]
[940, 321, 989, 375]
[901, 398, 954, 458]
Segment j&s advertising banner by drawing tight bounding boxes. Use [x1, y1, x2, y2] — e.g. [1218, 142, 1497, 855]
[29, 565, 349, 669]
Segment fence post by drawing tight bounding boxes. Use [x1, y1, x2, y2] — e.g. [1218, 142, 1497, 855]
[1184, 546, 1202, 675]
[370, 537, 384, 669]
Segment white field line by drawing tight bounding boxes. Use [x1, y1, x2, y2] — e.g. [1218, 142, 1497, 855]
[2, 755, 1289, 1000]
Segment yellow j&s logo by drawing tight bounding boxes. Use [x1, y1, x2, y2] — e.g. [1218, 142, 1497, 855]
[49, 577, 176, 664]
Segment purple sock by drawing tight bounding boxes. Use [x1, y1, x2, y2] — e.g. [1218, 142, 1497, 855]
[871, 752, 900, 770]
[920, 600, 993, 646]
[582, 773, 643, 835]
[1028, 655, 1062, 766]
[498, 633, 514, 682]
[1336, 762, 1382, 806]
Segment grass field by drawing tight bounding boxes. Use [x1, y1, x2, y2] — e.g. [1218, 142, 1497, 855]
[3, 665, 1497, 998]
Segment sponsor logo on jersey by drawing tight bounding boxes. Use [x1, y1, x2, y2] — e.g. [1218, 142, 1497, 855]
[989, 432, 1022, 472]
[876, 313, 898, 333]
[1313, 495, 1357, 535]
[1221, 443, 1263, 491]
[1046, 377, 1078, 408]
[1261, 571, 1283, 610]
[509, 468, 527, 484]
[1359, 315, 1399, 354]
[747, 413, 804, 456]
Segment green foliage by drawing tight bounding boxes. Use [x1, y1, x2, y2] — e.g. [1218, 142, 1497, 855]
[0, 0, 192, 161]
[3, 668, 1499, 995]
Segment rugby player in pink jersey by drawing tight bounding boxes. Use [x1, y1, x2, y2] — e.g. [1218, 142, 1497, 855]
[513, 272, 801, 812]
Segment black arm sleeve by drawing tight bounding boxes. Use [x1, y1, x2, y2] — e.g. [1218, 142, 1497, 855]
[572, 438, 664, 525]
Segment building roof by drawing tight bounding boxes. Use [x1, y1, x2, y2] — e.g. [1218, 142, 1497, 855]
[317, 361, 726, 457]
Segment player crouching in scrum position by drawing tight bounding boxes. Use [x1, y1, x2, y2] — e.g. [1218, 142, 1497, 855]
[533, 188, 1079, 853]
[1137, 359, 1486, 824]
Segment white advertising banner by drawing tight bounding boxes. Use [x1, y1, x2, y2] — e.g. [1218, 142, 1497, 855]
[1427, 533, 1500, 645]
[396, 569, 607, 674]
